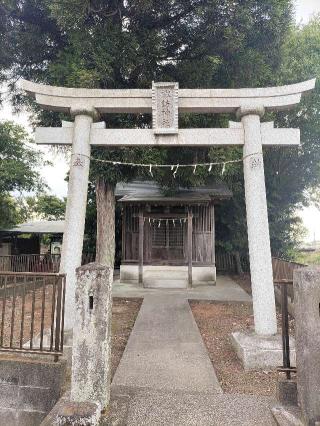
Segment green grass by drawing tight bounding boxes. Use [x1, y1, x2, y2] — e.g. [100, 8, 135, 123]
[295, 251, 320, 265]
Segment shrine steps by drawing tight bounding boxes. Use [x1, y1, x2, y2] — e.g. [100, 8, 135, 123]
[120, 265, 216, 288]
[144, 268, 188, 288]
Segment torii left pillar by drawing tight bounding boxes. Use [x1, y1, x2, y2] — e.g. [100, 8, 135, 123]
[60, 108, 97, 330]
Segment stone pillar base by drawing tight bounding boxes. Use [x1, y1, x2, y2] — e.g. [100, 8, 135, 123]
[231, 331, 296, 370]
[41, 398, 101, 426]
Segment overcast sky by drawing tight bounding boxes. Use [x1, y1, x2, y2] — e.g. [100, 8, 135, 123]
[296, 0, 320, 23]
[1, 0, 320, 241]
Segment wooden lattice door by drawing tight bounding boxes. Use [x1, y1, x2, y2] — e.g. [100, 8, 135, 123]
[149, 219, 186, 265]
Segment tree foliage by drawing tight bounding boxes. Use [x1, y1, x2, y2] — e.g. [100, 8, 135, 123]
[2, 1, 320, 256]
[264, 16, 320, 255]
[0, 120, 43, 228]
[22, 194, 66, 221]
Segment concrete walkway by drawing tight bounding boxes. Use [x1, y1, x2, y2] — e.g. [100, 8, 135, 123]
[107, 277, 276, 425]
[113, 274, 251, 302]
[112, 294, 222, 394]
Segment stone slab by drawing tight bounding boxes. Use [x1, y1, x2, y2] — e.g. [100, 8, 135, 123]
[113, 274, 251, 302]
[112, 294, 222, 394]
[110, 388, 276, 426]
[41, 397, 101, 426]
[271, 405, 304, 426]
[231, 331, 296, 370]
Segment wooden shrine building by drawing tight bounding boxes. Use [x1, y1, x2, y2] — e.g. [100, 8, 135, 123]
[116, 181, 232, 288]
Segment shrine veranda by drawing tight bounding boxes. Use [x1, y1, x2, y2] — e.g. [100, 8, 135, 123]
[21, 78, 316, 336]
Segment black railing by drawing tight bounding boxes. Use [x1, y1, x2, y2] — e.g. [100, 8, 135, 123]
[274, 281, 296, 379]
[0, 272, 66, 361]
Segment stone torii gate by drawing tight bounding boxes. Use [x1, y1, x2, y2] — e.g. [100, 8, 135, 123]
[21, 78, 315, 337]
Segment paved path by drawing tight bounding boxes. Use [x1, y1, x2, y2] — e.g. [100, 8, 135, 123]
[112, 294, 222, 394]
[113, 275, 251, 303]
[107, 278, 275, 425]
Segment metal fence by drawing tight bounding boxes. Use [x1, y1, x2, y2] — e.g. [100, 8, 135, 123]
[276, 281, 296, 379]
[272, 257, 307, 380]
[0, 272, 66, 360]
[0, 253, 96, 273]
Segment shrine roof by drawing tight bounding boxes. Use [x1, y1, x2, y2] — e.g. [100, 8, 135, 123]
[115, 180, 232, 204]
[1, 220, 65, 235]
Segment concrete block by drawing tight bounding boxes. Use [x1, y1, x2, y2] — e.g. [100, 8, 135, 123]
[0, 408, 46, 426]
[120, 264, 138, 283]
[0, 359, 20, 385]
[20, 386, 55, 412]
[277, 379, 298, 407]
[231, 331, 296, 370]
[120, 264, 216, 287]
[0, 384, 20, 409]
[0, 408, 19, 425]
[0, 356, 66, 425]
[18, 410, 47, 426]
[19, 359, 66, 390]
[294, 267, 320, 425]
[193, 266, 216, 283]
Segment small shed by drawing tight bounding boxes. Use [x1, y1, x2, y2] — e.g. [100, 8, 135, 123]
[116, 181, 232, 288]
[0, 220, 65, 256]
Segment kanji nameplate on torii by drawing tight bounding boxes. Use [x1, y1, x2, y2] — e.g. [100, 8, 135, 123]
[152, 82, 179, 134]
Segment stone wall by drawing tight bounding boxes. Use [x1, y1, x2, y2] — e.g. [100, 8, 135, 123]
[0, 355, 66, 426]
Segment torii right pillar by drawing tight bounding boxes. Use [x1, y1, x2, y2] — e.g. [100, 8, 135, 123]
[238, 106, 277, 336]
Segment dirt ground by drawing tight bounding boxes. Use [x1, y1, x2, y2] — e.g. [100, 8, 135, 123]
[0, 282, 55, 349]
[0, 282, 142, 382]
[190, 274, 294, 397]
[190, 300, 281, 396]
[111, 297, 142, 379]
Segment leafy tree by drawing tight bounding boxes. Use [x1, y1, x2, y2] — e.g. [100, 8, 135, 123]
[0, 120, 43, 228]
[0, 194, 25, 228]
[4, 0, 318, 263]
[265, 16, 320, 256]
[31, 194, 66, 220]
[18, 194, 66, 221]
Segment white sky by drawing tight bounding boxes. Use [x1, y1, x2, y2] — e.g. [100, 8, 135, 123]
[1, 0, 320, 241]
[295, 0, 320, 23]
[1, 98, 69, 198]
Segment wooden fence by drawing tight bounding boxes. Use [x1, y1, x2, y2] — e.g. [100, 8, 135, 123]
[215, 251, 250, 274]
[272, 257, 306, 283]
